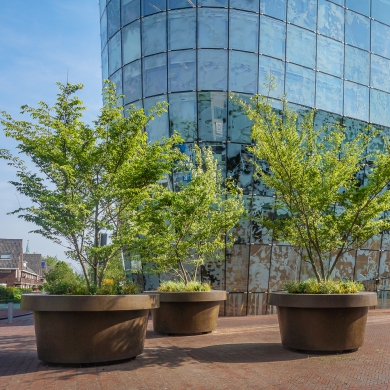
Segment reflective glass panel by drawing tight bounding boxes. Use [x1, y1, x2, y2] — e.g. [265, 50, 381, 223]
[346, 0, 369, 16]
[371, 55, 390, 93]
[198, 49, 228, 90]
[372, 21, 390, 59]
[198, 8, 228, 48]
[168, 50, 196, 92]
[142, 0, 166, 16]
[288, 0, 317, 30]
[345, 10, 370, 51]
[230, 0, 259, 12]
[315, 73, 343, 114]
[344, 46, 369, 85]
[198, 0, 228, 6]
[168, 0, 197, 8]
[329, 0, 343, 5]
[122, 21, 141, 65]
[142, 13, 167, 56]
[318, 0, 344, 41]
[370, 89, 390, 126]
[102, 46, 108, 79]
[169, 92, 197, 141]
[229, 51, 258, 94]
[259, 56, 285, 98]
[316, 35, 343, 78]
[107, 0, 120, 39]
[286, 25, 316, 68]
[344, 81, 369, 122]
[100, 0, 106, 16]
[144, 95, 169, 142]
[227, 146, 253, 196]
[372, 0, 390, 26]
[101, 9, 107, 51]
[259, 16, 286, 60]
[228, 93, 252, 144]
[109, 68, 123, 102]
[229, 10, 259, 53]
[260, 0, 287, 20]
[108, 30, 121, 76]
[168, 9, 196, 50]
[122, 0, 140, 25]
[198, 92, 227, 141]
[285, 63, 315, 107]
[143, 54, 167, 97]
[123, 60, 142, 103]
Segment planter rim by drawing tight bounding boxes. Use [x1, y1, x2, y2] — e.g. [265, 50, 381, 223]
[21, 293, 159, 311]
[268, 291, 377, 308]
[147, 290, 227, 303]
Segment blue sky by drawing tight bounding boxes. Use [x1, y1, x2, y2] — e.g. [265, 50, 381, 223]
[0, 1, 102, 264]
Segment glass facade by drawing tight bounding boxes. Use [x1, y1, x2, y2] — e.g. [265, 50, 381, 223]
[101, 0, 390, 315]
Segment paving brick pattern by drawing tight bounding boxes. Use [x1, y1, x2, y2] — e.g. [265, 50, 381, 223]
[1, 311, 390, 389]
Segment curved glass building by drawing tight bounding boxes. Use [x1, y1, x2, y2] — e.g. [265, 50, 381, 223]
[100, 0, 390, 315]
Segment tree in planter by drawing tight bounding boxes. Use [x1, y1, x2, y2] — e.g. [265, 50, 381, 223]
[125, 145, 245, 288]
[240, 95, 390, 282]
[0, 81, 183, 288]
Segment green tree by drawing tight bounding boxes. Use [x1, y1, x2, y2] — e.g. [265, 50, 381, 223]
[42, 255, 59, 267]
[44, 261, 78, 285]
[241, 95, 390, 281]
[1, 81, 182, 287]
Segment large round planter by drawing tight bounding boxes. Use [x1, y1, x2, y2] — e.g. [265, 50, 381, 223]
[152, 291, 226, 335]
[21, 294, 159, 364]
[268, 291, 377, 352]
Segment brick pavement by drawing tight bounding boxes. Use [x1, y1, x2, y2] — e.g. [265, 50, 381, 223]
[1, 311, 390, 390]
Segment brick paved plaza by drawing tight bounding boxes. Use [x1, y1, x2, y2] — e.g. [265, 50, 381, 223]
[1, 311, 390, 390]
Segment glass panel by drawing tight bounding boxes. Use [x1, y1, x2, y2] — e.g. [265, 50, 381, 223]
[169, 92, 197, 141]
[315, 73, 343, 115]
[142, 13, 166, 56]
[248, 246, 271, 292]
[102, 46, 108, 80]
[344, 81, 369, 122]
[229, 51, 258, 94]
[329, 0, 343, 5]
[198, 92, 227, 142]
[123, 60, 142, 103]
[372, 0, 390, 25]
[285, 63, 315, 107]
[168, 0, 197, 8]
[101, 9, 107, 51]
[143, 54, 167, 97]
[316, 35, 343, 78]
[346, 0, 369, 16]
[142, 0, 166, 16]
[168, 50, 196, 92]
[228, 93, 252, 144]
[168, 9, 196, 50]
[198, 0, 228, 6]
[198, 49, 228, 90]
[318, 0, 344, 42]
[371, 89, 390, 126]
[227, 146, 253, 195]
[198, 8, 228, 49]
[371, 54, 390, 93]
[286, 25, 316, 68]
[230, 0, 259, 12]
[287, 0, 317, 30]
[100, 0, 106, 16]
[259, 16, 286, 60]
[107, 0, 120, 39]
[345, 10, 370, 51]
[144, 95, 169, 143]
[372, 20, 390, 59]
[260, 0, 287, 20]
[259, 56, 285, 98]
[251, 196, 274, 244]
[226, 245, 249, 292]
[109, 68, 123, 96]
[344, 46, 370, 85]
[122, 0, 140, 25]
[122, 21, 141, 65]
[229, 10, 259, 53]
[108, 30, 121, 76]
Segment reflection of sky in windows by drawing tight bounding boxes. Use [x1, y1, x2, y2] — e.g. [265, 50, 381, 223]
[316, 35, 343, 78]
[229, 51, 258, 94]
[317, 0, 344, 41]
[345, 10, 370, 51]
[122, 0, 139, 25]
[259, 56, 285, 98]
[371, 55, 390, 93]
[168, 50, 196, 92]
[315, 73, 343, 115]
[168, 9, 196, 50]
[287, 25, 316, 68]
[229, 10, 259, 53]
[260, 16, 286, 60]
[372, 21, 390, 59]
[143, 54, 167, 97]
[345, 46, 370, 85]
[198, 50, 228, 91]
[346, 0, 370, 16]
[144, 95, 169, 142]
[261, 0, 286, 21]
[344, 81, 369, 122]
[285, 63, 315, 107]
[122, 21, 140, 65]
[142, 13, 166, 56]
[198, 8, 228, 49]
[288, 0, 317, 30]
[169, 92, 197, 141]
[108, 31, 121, 76]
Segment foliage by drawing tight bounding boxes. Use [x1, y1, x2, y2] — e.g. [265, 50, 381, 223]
[0, 286, 33, 302]
[157, 280, 211, 292]
[239, 95, 390, 282]
[42, 255, 60, 266]
[124, 146, 245, 285]
[95, 278, 141, 295]
[44, 261, 79, 285]
[284, 279, 365, 294]
[1, 81, 183, 288]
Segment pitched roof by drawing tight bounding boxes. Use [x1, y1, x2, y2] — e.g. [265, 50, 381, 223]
[0, 238, 22, 269]
[23, 253, 42, 275]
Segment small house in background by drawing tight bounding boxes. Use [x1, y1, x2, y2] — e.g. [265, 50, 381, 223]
[0, 238, 44, 288]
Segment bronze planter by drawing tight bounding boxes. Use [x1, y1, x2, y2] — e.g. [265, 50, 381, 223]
[21, 294, 159, 364]
[152, 290, 226, 335]
[268, 291, 377, 352]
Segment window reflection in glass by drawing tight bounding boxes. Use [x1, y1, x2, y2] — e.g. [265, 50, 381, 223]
[260, 0, 287, 21]
[316, 73, 343, 115]
[142, 13, 166, 56]
[228, 94, 252, 144]
[229, 10, 259, 53]
[122, 0, 140, 25]
[288, 0, 317, 30]
[142, 0, 166, 16]
[102, 46, 108, 80]
[259, 56, 285, 98]
[318, 0, 344, 41]
[344, 46, 370, 85]
[227, 144, 253, 196]
[169, 92, 197, 141]
[372, 21, 390, 59]
[99, 0, 106, 16]
[198, 92, 227, 141]
[370, 89, 390, 126]
[260, 16, 286, 60]
[345, 10, 370, 51]
[371, 55, 390, 93]
[144, 95, 169, 143]
[372, 0, 390, 26]
[123, 60, 142, 103]
[107, 0, 120, 39]
[316, 35, 343, 78]
[143, 54, 167, 97]
[198, 8, 228, 48]
[230, 0, 259, 12]
[346, 0, 370, 16]
[198, 0, 228, 6]
[168, 0, 197, 9]
[122, 21, 140, 65]
[344, 81, 369, 122]
[285, 63, 315, 107]
[198, 49, 228, 90]
[168, 50, 196, 92]
[109, 68, 123, 104]
[229, 51, 258, 94]
[101, 9, 107, 51]
[108, 31, 121, 76]
[168, 9, 196, 50]
[287, 25, 316, 68]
